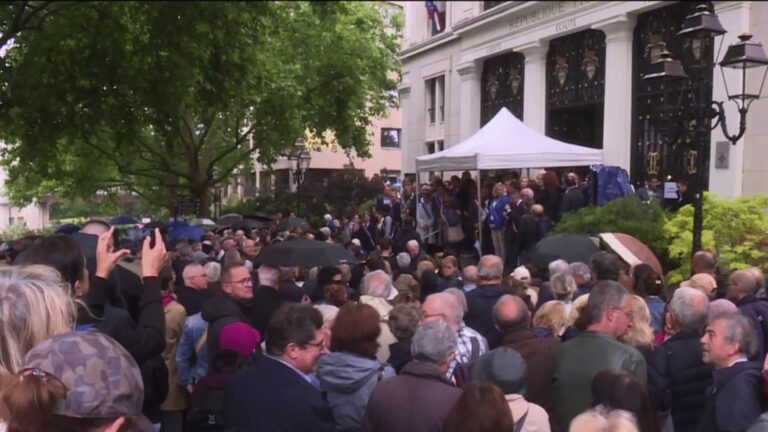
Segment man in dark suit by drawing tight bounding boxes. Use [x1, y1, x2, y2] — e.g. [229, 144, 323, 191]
[465, 255, 507, 348]
[225, 303, 335, 432]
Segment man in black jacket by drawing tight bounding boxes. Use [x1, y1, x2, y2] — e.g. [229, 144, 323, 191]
[727, 269, 768, 360]
[465, 255, 507, 348]
[559, 172, 588, 218]
[176, 263, 209, 316]
[250, 265, 287, 336]
[698, 311, 763, 432]
[648, 287, 712, 432]
[225, 304, 334, 432]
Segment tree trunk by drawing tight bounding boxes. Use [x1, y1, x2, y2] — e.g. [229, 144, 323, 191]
[191, 187, 211, 218]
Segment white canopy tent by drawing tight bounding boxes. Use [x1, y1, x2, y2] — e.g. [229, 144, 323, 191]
[413, 107, 604, 257]
[415, 107, 604, 172]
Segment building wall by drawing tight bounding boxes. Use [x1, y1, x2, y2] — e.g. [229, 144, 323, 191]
[0, 202, 50, 231]
[399, 1, 768, 199]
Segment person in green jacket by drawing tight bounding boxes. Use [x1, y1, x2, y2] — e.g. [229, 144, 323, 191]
[552, 280, 647, 431]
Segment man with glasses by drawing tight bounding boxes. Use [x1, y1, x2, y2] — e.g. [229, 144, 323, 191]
[201, 262, 258, 360]
[551, 280, 647, 431]
[225, 303, 334, 432]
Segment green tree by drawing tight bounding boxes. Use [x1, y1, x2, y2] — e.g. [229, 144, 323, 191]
[664, 193, 768, 285]
[0, 2, 401, 216]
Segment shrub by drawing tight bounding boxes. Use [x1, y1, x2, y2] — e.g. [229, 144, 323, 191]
[664, 193, 768, 285]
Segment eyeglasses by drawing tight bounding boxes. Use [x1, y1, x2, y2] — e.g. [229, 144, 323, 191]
[229, 278, 253, 286]
[612, 307, 635, 320]
[304, 339, 326, 349]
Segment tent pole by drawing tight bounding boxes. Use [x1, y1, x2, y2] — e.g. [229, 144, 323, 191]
[476, 168, 482, 258]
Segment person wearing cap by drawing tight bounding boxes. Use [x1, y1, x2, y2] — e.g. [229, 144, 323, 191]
[493, 294, 560, 413]
[0, 330, 155, 431]
[362, 320, 463, 432]
[225, 304, 334, 432]
[359, 270, 398, 363]
[473, 346, 551, 431]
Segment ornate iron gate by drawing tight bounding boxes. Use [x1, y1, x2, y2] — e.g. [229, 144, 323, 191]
[481, 51, 525, 125]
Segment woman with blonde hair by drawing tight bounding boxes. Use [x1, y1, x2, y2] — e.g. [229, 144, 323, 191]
[619, 295, 654, 348]
[533, 300, 568, 338]
[551, 272, 577, 316]
[0, 265, 76, 375]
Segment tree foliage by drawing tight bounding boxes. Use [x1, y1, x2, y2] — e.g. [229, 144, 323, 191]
[664, 193, 768, 284]
[0, 2, 401, 215]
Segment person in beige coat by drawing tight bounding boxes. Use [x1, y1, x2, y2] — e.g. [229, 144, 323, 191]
[160, 267, 188, 432]
[473, 346, 551, 432]
[358, 270, 398, 363]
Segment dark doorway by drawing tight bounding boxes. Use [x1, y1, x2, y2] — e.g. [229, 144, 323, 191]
[547, 104, 604, 149]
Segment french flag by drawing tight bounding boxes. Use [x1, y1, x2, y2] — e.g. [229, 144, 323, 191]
[425, 1, 445, 33]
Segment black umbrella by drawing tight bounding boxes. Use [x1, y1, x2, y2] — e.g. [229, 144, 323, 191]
[216, 213, 242, 227]
[232, 218, 271, 231]
[529, 234, 600, 271]
[257, 239, 355, 267]
[243, 211, 273, 222]
[277, 217, 309, 231]
[109, 215, 139, 225]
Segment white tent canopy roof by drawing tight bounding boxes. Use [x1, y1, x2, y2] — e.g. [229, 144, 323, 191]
[415, 108, 604, 172]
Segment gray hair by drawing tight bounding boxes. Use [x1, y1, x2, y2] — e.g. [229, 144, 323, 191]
[396, 252, 411, 270]
[551, 272, 577, 302]
[203, 261, 222, 284]
[521, 188, 534, 200]
[584, 281, 629, 325]
[570, 262, 591, 282]
[549, 259, 571, 277]
[424, 292, 464, 327]
[406, 239, 419, 250]
[388, 304, 422, 340]
[257, 265, 281, 288]
[478, 255, 504, 281]
[710, 311, 756, 358]
[669, 287, 709, 333]
[444, 288, 468, 315]
[361, 270, 395, 298]
[708, 299, 738, 321]
[462, 265, 478, 284]
[411, 320, 457, 364]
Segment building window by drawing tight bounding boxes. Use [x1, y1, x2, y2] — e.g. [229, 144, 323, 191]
[426, 140, 444, 154]
[426, 75, 445, 125]
[425, 1, 446, 36]
[484, 1, 507, 11]
[381, 128, 401, 148]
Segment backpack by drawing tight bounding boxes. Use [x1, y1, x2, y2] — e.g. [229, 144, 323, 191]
[186, 386, 227, 432]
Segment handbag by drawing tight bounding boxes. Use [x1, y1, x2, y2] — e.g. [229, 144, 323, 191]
[446, 224, 465, 243]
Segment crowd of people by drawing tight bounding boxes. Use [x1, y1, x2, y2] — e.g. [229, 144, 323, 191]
[0, 170, 766, 432]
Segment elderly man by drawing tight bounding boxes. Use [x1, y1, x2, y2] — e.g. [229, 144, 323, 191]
[552, 280, 646, 431]
[698, 312, 764, 432]
[465, 255, 507, 348]
[359, 270, 398, 363]
[176, 263, 210, 316]
[405, 239, 427, 272]
[422, 291, 488, 379]
[250, 265, 286, 336]
[493, 294, 560, 413]
[225, 304, 334, 431]
[462, 265, 479, 293]
[646, 287, 711, 432]
[570, 261, 592, 299]
[727, 269, 768, 360]
[362, 320, 462, 432]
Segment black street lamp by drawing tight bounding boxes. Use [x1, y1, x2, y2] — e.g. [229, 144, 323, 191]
[286, 138, 312, 216]
[642, 3, 768, 255]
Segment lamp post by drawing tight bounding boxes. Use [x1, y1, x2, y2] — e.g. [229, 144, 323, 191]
[286, 138, 312, 216]
[642, 4, 768, 255]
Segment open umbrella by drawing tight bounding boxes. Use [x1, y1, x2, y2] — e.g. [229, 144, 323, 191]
[190, 218, 216, 227]
[243, 211, 273, 222]
[108, 216, 139, 226]
[277, 217, 309, 231]
[257, 239, 355, 267]
[216, 213, 243, 227]
[599, 232, 663, 275]
[233, 219, 271, 231]
[529, 234, 601, 270]
[168, 225, 206, 241]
